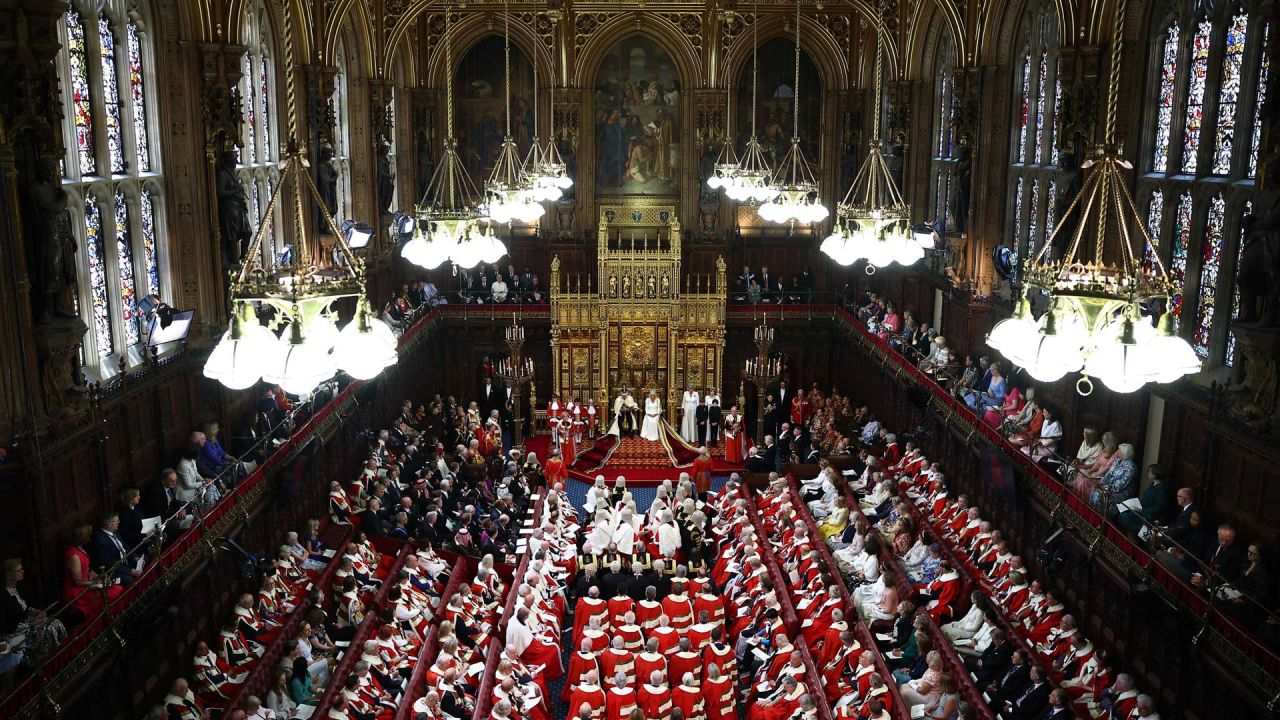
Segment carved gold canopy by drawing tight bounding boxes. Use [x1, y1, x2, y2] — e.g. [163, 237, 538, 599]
[549, 202, 725, 419]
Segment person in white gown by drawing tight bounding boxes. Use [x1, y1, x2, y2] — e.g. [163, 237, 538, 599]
[642, 391, 663, 441]
[681, 388, 700, 442]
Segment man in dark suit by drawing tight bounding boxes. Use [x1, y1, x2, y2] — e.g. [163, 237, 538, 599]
[87, 513, 139, 586]
[600, 560, 627, 599]
[966, 629, 1013, 686]
[774, 424, 792, 472]
[360, 498, 392, 537]
[141, 469, 182, 519]
[762, 393, 782, 438]
[760, 436, 778, 472]
[140, 469, 192, 547]
[798, 267, 814, 294]
[758, 266, 777, 301]
[1162, 487, 1196, 545]
[736, 266, 755, 303]
[706, 394, 722, 446]
[695, 401, 709, 447]
[987, 649, 1032, 709]
[481, 377, 500, 417]
[1035, 689, 1073, 720]
[1006, 664, 1051, 720]
[744, 447, 770, 474]
[789, 426, 811, 464]
[1190, 523, 1246, 588]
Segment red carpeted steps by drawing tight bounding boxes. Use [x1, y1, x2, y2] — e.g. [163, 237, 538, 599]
[571, 433, 620, 472]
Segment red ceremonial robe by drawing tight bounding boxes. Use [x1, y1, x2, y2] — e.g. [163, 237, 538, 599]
[605, 687, 639, 720]
[561, 651, 600, 700]
[566, 684, 606, 720]
[638, 684, 673, 720]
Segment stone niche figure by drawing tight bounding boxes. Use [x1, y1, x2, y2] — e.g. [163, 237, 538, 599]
[216, 150, 253, 270]
[23, 158, 77, 323]
[376, 135, 395, 215]
[1239, 158, 1280, 326]
[1050, 141, 1085, 260]
[950, 145, 973, 235]
[316, 145, 338, 232]
[699, 141, 721, 232]
[558, 137, 577, 201]
[885, 142, 904, 196]
[415, 127, 434, 200]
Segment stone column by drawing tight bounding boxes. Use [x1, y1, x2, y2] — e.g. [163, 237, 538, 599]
[0, 0, 89, 438]
[199, 43, 247, 327]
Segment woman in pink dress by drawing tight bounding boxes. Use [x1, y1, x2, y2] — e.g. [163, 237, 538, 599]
[63, 525, 123, 619]
[983, 385, 1022, 427]
[877, 303, 902, 341]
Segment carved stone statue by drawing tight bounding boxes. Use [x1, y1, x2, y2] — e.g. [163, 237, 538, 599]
[24, 158, 76, 322]
[1051, 142, 1085, 260]
[376, 136, 395, 215]
[216, 150, 252, 269]
[415, 127, 434, 200]
[316, 145, 338, 232]
[558, 137, 577, 201]
[950, 145, 972, 235]
[885, 142, 904, 197]
[1239, 158, 1280, 326]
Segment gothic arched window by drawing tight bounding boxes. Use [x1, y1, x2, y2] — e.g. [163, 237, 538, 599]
[238, 0, 283, 265]
[1007, 1, 1062, 274]
[1140, 4, 1269, 367]
[57, 1, 166, 370]
[333, 43, 353, 222]
[929, 32, 959, 229]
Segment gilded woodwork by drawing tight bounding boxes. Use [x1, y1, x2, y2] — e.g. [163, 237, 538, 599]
[550, 202, 725, 417]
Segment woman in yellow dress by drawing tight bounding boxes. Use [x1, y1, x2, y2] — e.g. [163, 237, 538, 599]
[818, 496, 850, 541]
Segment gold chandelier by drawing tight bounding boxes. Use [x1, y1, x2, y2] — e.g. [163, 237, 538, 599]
[757, 0, 826, 224]
[402, 3, 503, 271]
[203, 0, 396, 394]
[988, 0, 1198, 393]
[821, 17, 921, 270]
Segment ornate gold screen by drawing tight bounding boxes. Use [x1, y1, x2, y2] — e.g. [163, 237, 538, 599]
[550, 202, 726, 420]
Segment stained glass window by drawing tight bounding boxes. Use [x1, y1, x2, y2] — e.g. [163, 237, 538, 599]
[1145, 190, 1164, 275]
[114, 193, 139, 345]
[249, 180, 261, 225]
[1028, 180, 1041, 258]
[1182, 20, 1213, 174]
[1212, 13, 1249, 175]
[1251, 24, 1270, 177]
[139, 190, 160, 298]
[127, 23, 150, 172]
[1169, 193, 1193, 329]
[84, 198, 112, 357]
[1018, 54, 1031, 163]
[1194, 196, 1226, 356]
[1034, 53, 1048, 163]
[938, 74, 951, 156]
[1045, 180, 1058, 244]
[59, 3, 168, 366]
[242, 53, 257, 163]
[935, 172, 945, 222]
[1051, 73, 1062, 166]
[1013, 178, 1025, 248]
[67, 10, 95, 176]
[259, 49, 271, 160]
[1227, 200, 1252, 365]
[1154, 25, 1180, 173]
[98, 17, 124, 175]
